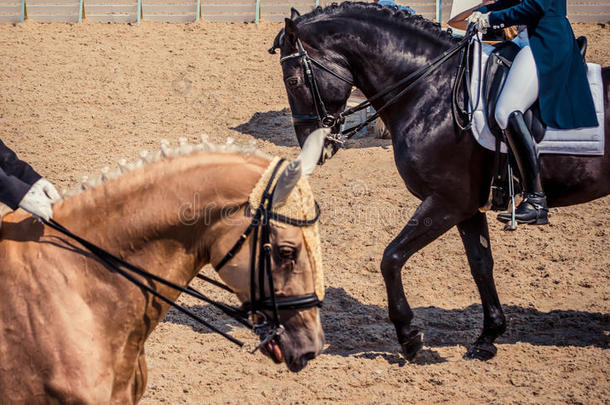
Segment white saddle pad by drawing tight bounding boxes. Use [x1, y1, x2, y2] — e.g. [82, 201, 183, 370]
[469, 41, 605, 156]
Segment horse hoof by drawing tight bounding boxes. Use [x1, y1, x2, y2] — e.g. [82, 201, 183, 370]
[400, 330, 423, 361]
[464, 342, 497, 361]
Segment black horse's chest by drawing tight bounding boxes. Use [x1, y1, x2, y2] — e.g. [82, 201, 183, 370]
[390, 137, 431, 201]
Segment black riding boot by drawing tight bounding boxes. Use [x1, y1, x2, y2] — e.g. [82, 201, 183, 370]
[497, 111, 549, 225]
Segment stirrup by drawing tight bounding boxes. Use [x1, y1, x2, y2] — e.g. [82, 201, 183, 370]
[497, 193, 548, 225]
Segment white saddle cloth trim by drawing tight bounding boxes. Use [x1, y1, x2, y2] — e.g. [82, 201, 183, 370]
[469, 41, 605, 156]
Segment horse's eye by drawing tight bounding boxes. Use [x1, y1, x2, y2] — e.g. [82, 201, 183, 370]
[278, 246, 297, 260]
[286, 77, 299, 87]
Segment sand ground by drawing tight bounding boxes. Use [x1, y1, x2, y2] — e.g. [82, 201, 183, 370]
[0, 18, 609, 404]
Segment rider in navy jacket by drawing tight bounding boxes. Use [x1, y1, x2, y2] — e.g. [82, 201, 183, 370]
[0, 140, 59, 221]
[476, 0, 597, 129]
[468, 0, 597, 225]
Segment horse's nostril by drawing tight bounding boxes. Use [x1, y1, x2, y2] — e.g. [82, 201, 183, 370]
[300, 351, 316, 368]
[287, 351, 317, 372]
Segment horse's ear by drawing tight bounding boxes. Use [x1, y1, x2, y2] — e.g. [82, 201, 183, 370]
[272, 160, 302, 206]
[290, 7, 301, 19]
[272, 128, 329, 206]
[268, 29, 284, 54]
[284, 18, 299, 47]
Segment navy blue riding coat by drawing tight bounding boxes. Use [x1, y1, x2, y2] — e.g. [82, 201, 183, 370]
[477, 0, 598, 129]
[0, 140, 41, 209]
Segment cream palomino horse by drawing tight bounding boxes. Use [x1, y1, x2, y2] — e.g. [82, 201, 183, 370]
[0, 130, 328, 404]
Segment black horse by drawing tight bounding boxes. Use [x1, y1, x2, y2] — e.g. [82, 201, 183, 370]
[271, 2, 610, 360]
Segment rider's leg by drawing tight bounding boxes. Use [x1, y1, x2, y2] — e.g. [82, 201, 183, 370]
[494, 45, 539, 129]
[494, 45, 549, 225]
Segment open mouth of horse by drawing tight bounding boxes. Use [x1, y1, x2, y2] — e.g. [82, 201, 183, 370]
[261, 335, 318, 372]
[261, 336, 284, 364]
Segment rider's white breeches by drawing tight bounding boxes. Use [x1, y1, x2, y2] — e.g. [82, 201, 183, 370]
[494, 43, 539, 130]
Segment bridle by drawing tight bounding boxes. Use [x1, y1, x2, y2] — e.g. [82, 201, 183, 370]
[280, 39, 354, 134]
[278, 27, 478, 144]
[212, 158, 323, 347]
[42, 158, 322, 352]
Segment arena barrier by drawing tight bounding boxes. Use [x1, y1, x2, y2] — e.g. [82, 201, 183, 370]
[0, 0, 23, 22]
[85, 0, 137, 22]
[25, 0, 81, 22]
[1, 0, 608, 25]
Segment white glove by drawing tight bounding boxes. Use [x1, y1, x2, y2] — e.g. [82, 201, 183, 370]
[466, 11, 491, 33]
[18, 178, 60, 221]
[36, 178, 61, 203]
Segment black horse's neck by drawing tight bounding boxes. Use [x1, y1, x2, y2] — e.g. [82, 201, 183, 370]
[296, 3, 459, 132]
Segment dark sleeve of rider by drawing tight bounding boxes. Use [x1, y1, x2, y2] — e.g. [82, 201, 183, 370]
[486, 0, 548, 27]
[0, 166, 32, 209]
[0, 139, 42, 187]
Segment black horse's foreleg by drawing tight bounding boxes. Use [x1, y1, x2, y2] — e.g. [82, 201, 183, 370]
[381, 197, 461, 361]
[457, 211, 506, 360]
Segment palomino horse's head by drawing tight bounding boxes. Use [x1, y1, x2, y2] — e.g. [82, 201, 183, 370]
[209, 129, 328, 372]
[270, 8, 354, 162]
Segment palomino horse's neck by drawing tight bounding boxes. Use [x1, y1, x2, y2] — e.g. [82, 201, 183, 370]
[52, 152, 268, 325]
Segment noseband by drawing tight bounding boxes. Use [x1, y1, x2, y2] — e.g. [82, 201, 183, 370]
[213, 158, 322, 346]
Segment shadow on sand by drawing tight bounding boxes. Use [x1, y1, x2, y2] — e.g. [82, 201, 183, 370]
[230, 110, 391, 149]
[230, 109, 298, 147]
[163, 286, 609, 365]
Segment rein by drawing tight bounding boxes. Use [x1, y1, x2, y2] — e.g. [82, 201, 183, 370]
[43, 218, 249, 347]
[452, 27, 484, 131]
[280, 26, 477, 143]
[41, 159, 322, 353]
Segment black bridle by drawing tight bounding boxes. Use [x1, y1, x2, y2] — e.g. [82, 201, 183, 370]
[212, 158, 322, 347]
[280, 39, 355, 132]
[279, 26, 478, 143]
[42, 159, 322, 352]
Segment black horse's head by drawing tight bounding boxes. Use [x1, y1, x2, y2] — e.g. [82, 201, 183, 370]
[269, 8, 354, 162]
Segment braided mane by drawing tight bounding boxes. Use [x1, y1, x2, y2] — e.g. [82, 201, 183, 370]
[62, 136, 269, 199]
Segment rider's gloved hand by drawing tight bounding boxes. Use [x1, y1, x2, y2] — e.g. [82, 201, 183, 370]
[466, 11, 491, 33]
[18, 178, 60, 221]
[36, 178, 61, 203]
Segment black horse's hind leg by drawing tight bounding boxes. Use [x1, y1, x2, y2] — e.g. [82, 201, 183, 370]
[457, 211, 506, 360]
[381, 197, 462, 361]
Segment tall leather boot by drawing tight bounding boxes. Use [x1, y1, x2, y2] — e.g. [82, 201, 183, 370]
[497, 111, 549, 225]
